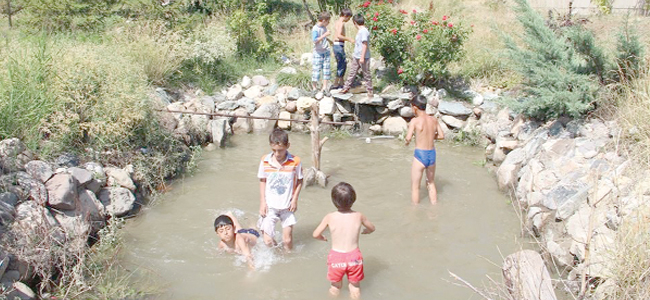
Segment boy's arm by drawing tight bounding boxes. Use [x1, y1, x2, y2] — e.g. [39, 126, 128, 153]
[434, 118, 445, 140]
[290, 178, 303, 212]
[312, 214, 329, 241]
[312, 28, 331, 44]
[236, 237, 255, 270]
[259, 179, 267, 217]
[335, 22, 353, 43]
[405, 120, 415, 146]
[360, 213, 375, 234]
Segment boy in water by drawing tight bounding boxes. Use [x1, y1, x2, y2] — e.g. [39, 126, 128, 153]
[405, 95, 445, 204]
[332, 8, 354, 90]
[311, 11, 332, 94]
[340, 14, 373, 99]
[258, 128, 303, 251]
[313, 182, 375, 299]
[215, 212, 259, 269]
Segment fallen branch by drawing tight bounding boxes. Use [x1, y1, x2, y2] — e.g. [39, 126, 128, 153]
[448, 271, 495, 300]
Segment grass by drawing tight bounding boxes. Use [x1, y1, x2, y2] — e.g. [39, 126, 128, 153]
[276, 67, 312, 90]
[615, 64, 650, 169]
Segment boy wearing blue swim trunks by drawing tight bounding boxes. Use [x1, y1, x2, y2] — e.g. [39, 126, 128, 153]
[405, 95, 445, 204]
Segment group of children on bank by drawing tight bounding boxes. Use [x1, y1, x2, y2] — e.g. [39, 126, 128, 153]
[311, 9, 373, 99]
[213, 8, 445, 299]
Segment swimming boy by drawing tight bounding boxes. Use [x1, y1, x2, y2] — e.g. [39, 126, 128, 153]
[332, 8, 354, 90]
[258, 128, 303, 251]
[215, 212, 259, 269]
[311, 11, 332, 94]
[313, 182, 375, 299]
[340, 14, 373, 99]
[405, 95, 445, 204]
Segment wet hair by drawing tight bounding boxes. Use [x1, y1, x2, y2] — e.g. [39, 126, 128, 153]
[353, 14, 365, 25]
[331, 182, 356, 211]
[214, 215, 234, 230]
[340, 8, 352, 17]
[318, 11, 331, 21]
[269, 128, 289, 145]
[411, 95, 427, 111]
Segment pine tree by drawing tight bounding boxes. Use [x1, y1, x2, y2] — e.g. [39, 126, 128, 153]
[503, 0, 600, 120]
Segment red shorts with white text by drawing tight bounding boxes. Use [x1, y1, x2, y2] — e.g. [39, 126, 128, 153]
[326, 248, 364, 283]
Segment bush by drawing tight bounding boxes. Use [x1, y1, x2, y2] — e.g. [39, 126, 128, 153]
[227, 4, 285, 60]
[20, 0, 120, 31]
[503, 0, 601, 120]
[358, 1, 472, 85]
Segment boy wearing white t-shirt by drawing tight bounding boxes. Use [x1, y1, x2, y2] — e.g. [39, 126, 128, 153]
[257, 129, 304, 251]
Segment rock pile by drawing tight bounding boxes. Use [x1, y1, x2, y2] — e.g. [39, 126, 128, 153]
[0, 138, 140, 299]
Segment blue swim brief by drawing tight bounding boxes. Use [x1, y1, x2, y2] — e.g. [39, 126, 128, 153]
[237, 228, 260, 238]
[414, 149, 437, 167]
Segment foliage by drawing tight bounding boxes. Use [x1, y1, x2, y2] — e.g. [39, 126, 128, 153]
[357, 1, 472, 85]
[591, 0, 613, 14]
[502, 0, 601, 120]
[18, 0, 120, 31]
[614, 21, 645, 83]
[227, 3, 285, 60]
[276, 69, 312, 90]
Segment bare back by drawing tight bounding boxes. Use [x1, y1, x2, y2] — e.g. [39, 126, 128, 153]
[313, 210, 375, 253]
[334, 19, 346, 42]
[410, 115, 441, 150]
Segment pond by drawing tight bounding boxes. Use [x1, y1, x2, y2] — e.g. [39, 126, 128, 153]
[122, 133, 523, 299]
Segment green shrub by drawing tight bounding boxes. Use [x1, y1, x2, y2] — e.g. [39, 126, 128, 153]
[227, 4, 285, 60]
[502, 0, 601, 120]
[358, 1, 472, 85]
[276, 69, 312, 90]
[20, 0, 120, 31]
[614, 21, 645, 83]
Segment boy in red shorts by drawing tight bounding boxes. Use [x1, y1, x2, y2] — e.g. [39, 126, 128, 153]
[313, 182, 375, 299]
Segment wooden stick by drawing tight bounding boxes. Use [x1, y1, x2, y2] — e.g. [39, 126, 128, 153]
[157, 109, 355, 126]
[448, 271, 495, 300]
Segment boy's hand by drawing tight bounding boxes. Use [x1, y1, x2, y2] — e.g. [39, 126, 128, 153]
[289, 199, 298, 212]
[362, 228, 373, 234]
[314, 234, 327, 241]
[259, 203, 268, 217]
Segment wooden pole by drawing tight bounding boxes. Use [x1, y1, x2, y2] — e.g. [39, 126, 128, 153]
[157, 109, 355, 126]
[309, 103, 329, 170]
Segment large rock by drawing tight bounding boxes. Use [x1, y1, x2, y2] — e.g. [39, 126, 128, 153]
[98, 187, 136, 217]
[77, 189, 106, 224]
[216, 100, 239, 111]
[199, 96, 216, 113]
[278, 111, 292, 130]
[244, 85, 263, 99]
[497, 148, 526, 191]
[68, 167, 93, 187]
[14, 201, 64, 247]
[237, 97, 256, 114]
[209, 118, 229, 147]
[83, 162, 106, 194]
[252, 75, 270, 86]
[105, 167, 136, 191]
[400, 106, 414, 118]
[0, 192, 17, 226]
[256, 95, 277, 107]
[502, 250, 557, 300]
[226, 84, 243, 100]
[319, 97, 336, 115]
[54, 212, 91, 240]
[0, 138, 33, 174]
[287, 88, 301, 100]
[45, 173, 78, 210]
[240, 76, 251, 88]
[285, 101, 297, 113]
[252, 103, 280, 132]
[441, 115, 465, 129]
[297, 97, 318, 113]
[25, 160, 53, 183]
[382, 117, 408, 135]
[0, 172, 49, 205]
[232, 107, 253, 134]
[5, 281, 36, 300]
[438, 101, 472, 118]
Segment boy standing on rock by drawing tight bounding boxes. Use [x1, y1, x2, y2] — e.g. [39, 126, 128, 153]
[405, 95, 445, 204]
[257, 128, 303, 251]
[332, 8, 354, 90]
[312, 11, 332, 95]
[339, 14, 373, 99]
[313, 182, 375, 299]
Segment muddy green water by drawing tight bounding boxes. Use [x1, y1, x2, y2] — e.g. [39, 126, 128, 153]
[123, 133, 523, 299]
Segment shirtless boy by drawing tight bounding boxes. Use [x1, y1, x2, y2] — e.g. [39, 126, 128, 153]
[313, 182, 375, 299]
[215, 212, 259, 269]
[332, 8, 354, 90]
[405, 95, 445, 204]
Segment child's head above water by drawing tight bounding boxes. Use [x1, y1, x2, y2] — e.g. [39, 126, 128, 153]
[214, 215, 235, 241]
[410, 95, 427, 111]
[331, 182, 356, 211]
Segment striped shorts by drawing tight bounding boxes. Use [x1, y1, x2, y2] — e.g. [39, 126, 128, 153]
[312, 51, 331, 82]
